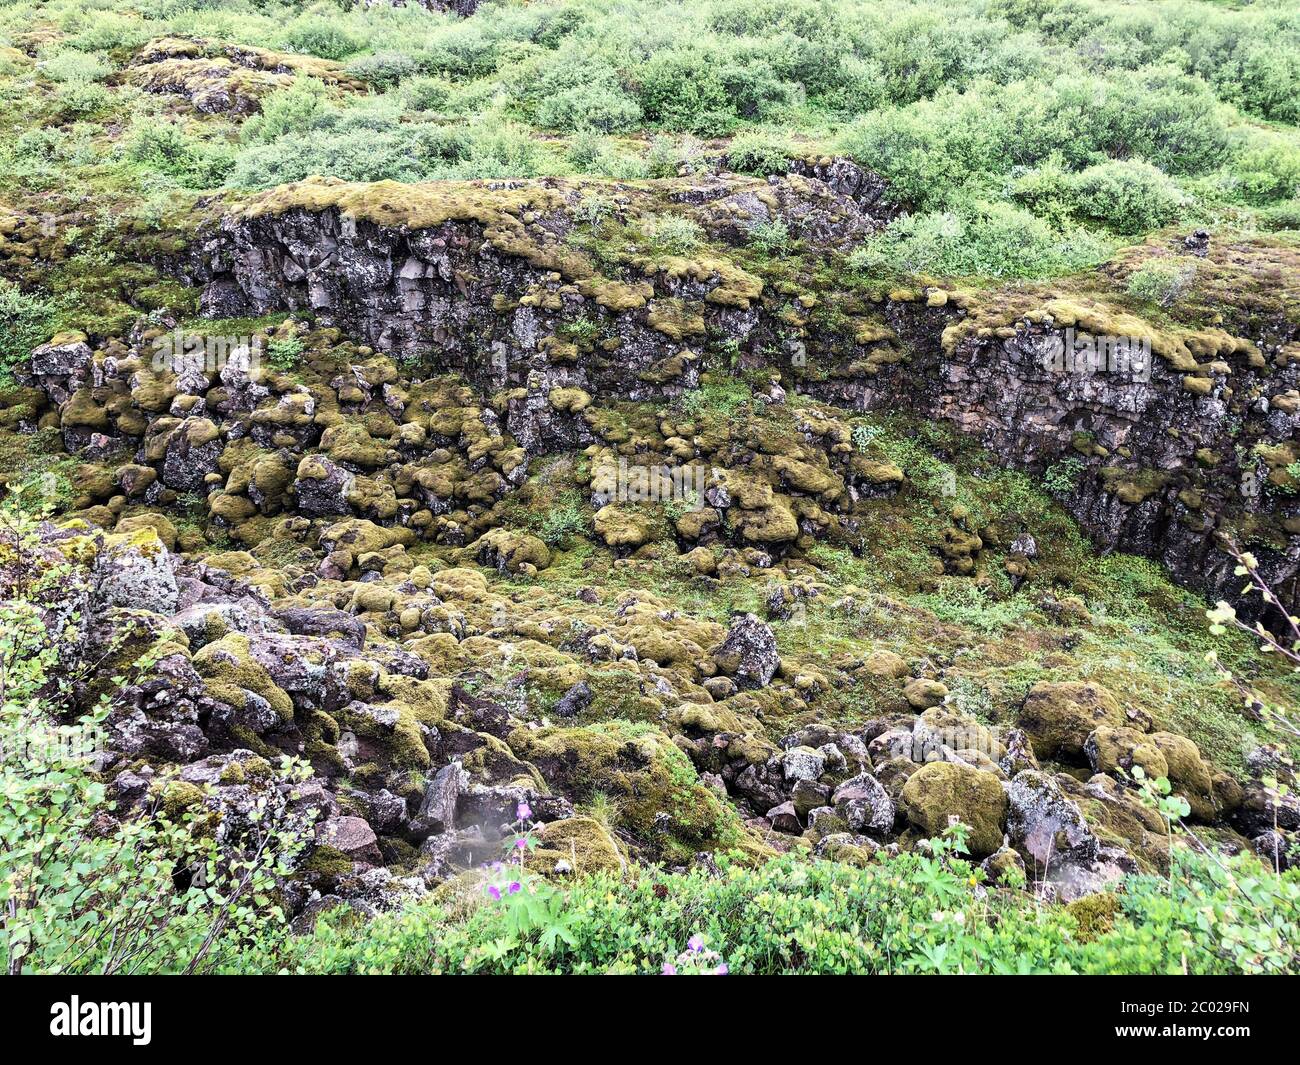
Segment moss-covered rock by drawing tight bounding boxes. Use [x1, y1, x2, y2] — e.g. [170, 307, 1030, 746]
[1019, 681, 1126, 762]
[506, 720, 743, 862]
[1084, 726, 1168, 782]
[525, 816, 627, 877]
[900, 761, 1008, 858]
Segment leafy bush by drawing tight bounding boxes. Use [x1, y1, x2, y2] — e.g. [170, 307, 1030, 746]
[126, 120, 234, 189]
[246, 841, 1300, 975]
[634, 47, 734, 135]
[1014, 159, 1190, 235]
[1043, 457, 1086, 496]
[226, 122, 470, 188]
[640, 213, 705, 257]
[537, 498, 587, 547]
[726, 130, 792, 176]
[265, 336, 304, 371]
[1232, 136, 1300, 205]
[53, 81, 110, 118]
[240, 78, 329, 145]
[281, 17, 363, 61]
[1127, 258, 1199, 308]
[1261, 200, 1300, 232]
[851, 198, 1111, 280]
[402, 75, 452, 113]
[644, 134, 711, 179]
[0, 280, 54, 383]
[345, 51, 421, 90]
[535, 80, 642, 134]
[40, 49, 112, 83]
[746, 217, 791, 254]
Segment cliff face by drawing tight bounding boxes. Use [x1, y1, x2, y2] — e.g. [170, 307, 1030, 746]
[176, 168, 1300, 613]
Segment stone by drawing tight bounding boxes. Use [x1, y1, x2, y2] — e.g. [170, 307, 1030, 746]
[713, 613, 779, 688]
[553, 680, 593, 718]
[781, 745, 825, 783]
[791, 778, 831, 820]
[1005, 770, 1099, 868]
[314, 815, 382, 865]
[831, 773, 895, 836]
[1084, 726, 1168, 781]
[410, 762, 465, 840]
[903, 677, 948, 709]
[765, 801, 802, 834]
[1019, 681, 1126, 761]
[900, 761, 1008, 858]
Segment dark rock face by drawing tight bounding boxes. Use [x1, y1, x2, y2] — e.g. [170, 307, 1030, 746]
[808, 319, 1300, 617]
[785, 156, 901, 218]
[713, 613, 779, 689]
[175, 172, 1300, 615]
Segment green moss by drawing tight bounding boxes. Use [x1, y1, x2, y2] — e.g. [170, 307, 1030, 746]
[507, 719, 747, 863]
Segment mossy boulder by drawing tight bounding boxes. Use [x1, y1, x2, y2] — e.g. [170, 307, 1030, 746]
[469, 528, 551, 574]
[903, 677, 948, 710]
[593, 504, 653, 550]
[525, 816, 626, 877]
[1084, 726, 1168, 781]
[507, 720, 740, 862]
[1019, 681, 1126, 762]
[193, 633, 294, 729]
[900, 761, 1008, 858]
[1150, 731, 1216, 821]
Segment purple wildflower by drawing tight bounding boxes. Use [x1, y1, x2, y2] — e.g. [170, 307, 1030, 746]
[662, 963, 677, 975]
[515, 836, 527, 849]
[486, 885, 501, 900]
[508, 881, 521, 894]
[517, 801, 532, 821]
[687, 934, 704, 953]
[715, 964, 729, 975]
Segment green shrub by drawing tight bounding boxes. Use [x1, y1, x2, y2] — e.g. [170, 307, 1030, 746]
[226, 122, 470, 188]
[240, 78, 330, 145]
[747, 217, 792, 254]
[535, 80, 641, 134]
[726, 130, 792, 176]
[1232, 137, 1300, 205]
[0, 280, 54, 383]
[1260, 200, 1300, 232]
[245, 844, 1300, 975]
[1014, 159, 1190, 236]
[126, 120, 234, 189]
[345, 51, 421, 90]
[634, 47, 734, 135]
[265, 336, 304, 371]
[1127, 258, 1198, 307]
[1043, 457, 1086, 496]
[403, 76, 453, 113]
[40, 49, 112, 84]
[851, 198, 1112, 280]
[639, 213, 705, 257]
[537, 498, 587, 547]
[53, 81, 110, 119]
[281, 18, 363, 61]
[644, 135, 711, 179]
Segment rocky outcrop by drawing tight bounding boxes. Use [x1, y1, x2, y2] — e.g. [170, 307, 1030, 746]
[169, 169, 1300, 615]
